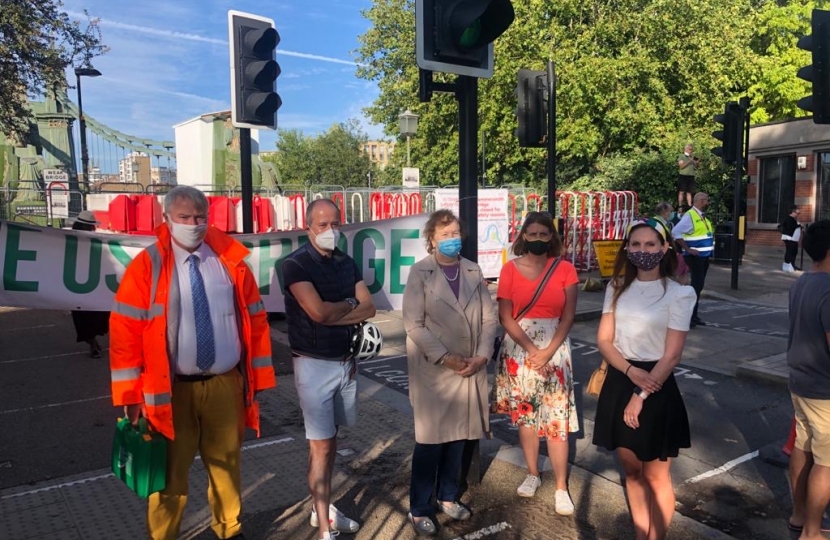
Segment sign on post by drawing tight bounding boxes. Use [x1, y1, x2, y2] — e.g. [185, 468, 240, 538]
[402, 167, 420, 189]
[47, 182, 69, 219]
[43, 169, 69, 186]
[592, 240, 623, 279]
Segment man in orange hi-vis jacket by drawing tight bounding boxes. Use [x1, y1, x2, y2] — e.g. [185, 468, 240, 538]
[110, 185, 275, 540]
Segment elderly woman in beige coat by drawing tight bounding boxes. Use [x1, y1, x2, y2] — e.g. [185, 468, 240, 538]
[402, 209, 499, 537]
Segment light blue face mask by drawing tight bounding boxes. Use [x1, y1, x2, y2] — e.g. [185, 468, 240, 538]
[437, 237, 462, 258]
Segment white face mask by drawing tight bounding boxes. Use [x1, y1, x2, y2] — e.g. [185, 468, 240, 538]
[313, 228, 341, 251]
[169, 222, 207, 249]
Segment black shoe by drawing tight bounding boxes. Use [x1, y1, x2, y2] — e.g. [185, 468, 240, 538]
[691, 317, 706, 327]
[793, 265, 802, 271]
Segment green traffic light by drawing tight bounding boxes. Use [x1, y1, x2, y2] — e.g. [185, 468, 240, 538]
[459, 19, 481, 48]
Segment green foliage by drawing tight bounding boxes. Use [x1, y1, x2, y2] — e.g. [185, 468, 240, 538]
[264, 119, 381, 189]
[355, 0, 819, 193]
[0, 1, 106, 142]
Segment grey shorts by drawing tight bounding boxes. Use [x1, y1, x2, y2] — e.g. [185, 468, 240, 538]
[293, 356, 357, 440]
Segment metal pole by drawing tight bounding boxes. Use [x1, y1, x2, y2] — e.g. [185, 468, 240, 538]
[546, 61, 556, 216]
[240, 128, 254, 233]
[76, 74, 89, 189]
[481, 130, 486, 187]
[407, 135, 412, 167]
[730, 98, 748, 290]
[456, 74, 480, 487]
[457, 75, 478, 262]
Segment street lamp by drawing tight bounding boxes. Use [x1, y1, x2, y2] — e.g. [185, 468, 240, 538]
[74, 67, 102, 188]
[398, 109, 419, 167]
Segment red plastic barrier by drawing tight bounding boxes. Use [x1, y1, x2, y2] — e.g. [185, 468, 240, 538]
[254, 196, 274, 232]
[330, 193, 347, 223]
[209, 196, 237, 232]
[408, 193, 422, 215]
[109, 194, 137, 232]
[135, 195, 163, 233]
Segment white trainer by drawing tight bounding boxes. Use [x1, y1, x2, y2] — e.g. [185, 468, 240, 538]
[311, 504, 360, 534]
[555, 489, 575, 515]
[320, 532, 340, 540]
[783, 263, 795, 273]
[517, 474, 541, 497]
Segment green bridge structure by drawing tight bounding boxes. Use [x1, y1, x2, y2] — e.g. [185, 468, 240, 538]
[0, 92, 280, 226]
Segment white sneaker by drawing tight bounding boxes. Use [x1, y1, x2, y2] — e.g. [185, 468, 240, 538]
[310, 504, 360, 534]
[555, 489, 575, 515]
[517, 474, 541, 497]
[320, 532, 340, 540]
[783, 263, 795, 273]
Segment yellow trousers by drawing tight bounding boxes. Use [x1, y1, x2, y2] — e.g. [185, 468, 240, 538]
[147, 369, 245, 540]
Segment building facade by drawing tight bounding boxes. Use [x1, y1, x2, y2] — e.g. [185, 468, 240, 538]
[746, 118, 830, 246]
[362, 140, 395, 168]
[118, 152, 151, 187]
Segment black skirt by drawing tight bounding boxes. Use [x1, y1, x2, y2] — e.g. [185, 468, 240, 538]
[592, 360, 690, 462]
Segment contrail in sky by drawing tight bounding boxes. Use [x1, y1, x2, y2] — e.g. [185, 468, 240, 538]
[67, 11, 363, 67]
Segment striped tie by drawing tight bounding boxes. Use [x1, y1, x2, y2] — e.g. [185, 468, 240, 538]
[188, 255, 215, 372]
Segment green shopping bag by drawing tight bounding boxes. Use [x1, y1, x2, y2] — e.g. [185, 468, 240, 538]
[111, 416, 167, 498]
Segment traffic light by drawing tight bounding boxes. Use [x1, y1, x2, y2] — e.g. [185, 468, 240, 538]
[416, 0, 515, 79]
[711, 101, 741, 164]
[797, 9, 830, 124]
[228, 11, 281, 129]
[516, 69, 547, 148]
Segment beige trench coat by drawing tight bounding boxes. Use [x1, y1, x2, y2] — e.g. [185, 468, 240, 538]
[402, 255, 499, 444]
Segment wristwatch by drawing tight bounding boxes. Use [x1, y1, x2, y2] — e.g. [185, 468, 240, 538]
[346, 297, 360, 310]
[632, 386, 649, 400]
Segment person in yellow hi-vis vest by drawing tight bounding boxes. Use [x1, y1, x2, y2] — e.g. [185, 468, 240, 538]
[672, 192, 713, 328]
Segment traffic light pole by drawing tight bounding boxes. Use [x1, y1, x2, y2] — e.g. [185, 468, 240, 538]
[240, 128, 254, 234]
[546, 61, 556, 215]
[730, 99, 748, 291]
[457, 75, 479, 263]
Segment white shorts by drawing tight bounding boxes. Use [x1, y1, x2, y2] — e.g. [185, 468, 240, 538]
[293, 356, 358, 440]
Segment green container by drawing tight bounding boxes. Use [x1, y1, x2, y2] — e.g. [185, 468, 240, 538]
[111, 417, 167, 498]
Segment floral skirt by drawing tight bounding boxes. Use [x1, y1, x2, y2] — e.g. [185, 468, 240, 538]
[493, 318, 578, 440]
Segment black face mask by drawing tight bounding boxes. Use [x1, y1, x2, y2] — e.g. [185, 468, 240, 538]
[526, 240, 549, 256]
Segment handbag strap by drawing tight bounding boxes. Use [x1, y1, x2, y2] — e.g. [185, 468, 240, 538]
[515, 257, 562, 322]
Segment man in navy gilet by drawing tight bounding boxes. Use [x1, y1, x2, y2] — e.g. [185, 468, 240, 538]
[282, 199, 376, 540]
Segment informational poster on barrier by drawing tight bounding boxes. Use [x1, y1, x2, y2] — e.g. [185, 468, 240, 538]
[592, 240, 624, 278]
[47, 182, 70, 219]
[433, 188, 509, 277]
[0, 216, 436, 312]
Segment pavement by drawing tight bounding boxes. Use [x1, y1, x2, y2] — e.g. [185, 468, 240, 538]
[0, 244, 802, 540]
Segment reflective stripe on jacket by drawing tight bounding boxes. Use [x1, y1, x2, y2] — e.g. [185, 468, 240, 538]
[682, 210, 714, 257]
[109, 224, 276, 440]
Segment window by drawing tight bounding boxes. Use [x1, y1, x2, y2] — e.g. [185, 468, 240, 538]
[759, 155, 796, 224]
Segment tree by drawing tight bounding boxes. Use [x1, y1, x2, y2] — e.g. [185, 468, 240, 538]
[265, 119, 381, 189]
[0, 0, 106, 142]
[355, 0, 815, 201]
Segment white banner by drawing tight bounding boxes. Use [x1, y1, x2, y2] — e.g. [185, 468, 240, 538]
[0, 214, 507, 312]
[433, 188, 509, 277]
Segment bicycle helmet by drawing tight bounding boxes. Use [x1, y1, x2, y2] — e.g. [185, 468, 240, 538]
[351, 322, 383, 361]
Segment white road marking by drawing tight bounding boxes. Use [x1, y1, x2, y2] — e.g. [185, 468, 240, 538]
[0, 324, 56, 332]
[682, 450, 759, 484]
[0, 350, 96, 365]
[0, 395, 111, 415]
[451, 522, 511, 539]
[0, 437, 294, 499]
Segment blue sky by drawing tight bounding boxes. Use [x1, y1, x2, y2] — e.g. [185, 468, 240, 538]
[62, 0, 386, 155]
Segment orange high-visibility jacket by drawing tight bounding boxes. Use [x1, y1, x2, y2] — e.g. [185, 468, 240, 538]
[109, 224, 276, 440]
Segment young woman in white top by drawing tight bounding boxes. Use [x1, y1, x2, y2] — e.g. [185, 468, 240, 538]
[592, 218, 696, 540]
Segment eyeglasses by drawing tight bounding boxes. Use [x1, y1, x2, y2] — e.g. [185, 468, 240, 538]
[524, 231, 552, 240]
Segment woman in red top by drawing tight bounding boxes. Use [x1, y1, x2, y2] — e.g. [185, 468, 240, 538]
[494, 211, 579, 514]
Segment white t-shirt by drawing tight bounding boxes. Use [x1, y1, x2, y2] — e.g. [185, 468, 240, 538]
[602, 278, 696, 362]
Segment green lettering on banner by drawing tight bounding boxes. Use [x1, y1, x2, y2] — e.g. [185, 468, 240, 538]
[353, 229, 385, 294]
[64, 236, 102, 294]
[390, 229, 419, 294]
[3, 223, 40, 292]
[243, 238, 294, 296]
[105, 241, 135, 293]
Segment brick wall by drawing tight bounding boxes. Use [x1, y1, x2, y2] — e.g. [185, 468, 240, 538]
[747, 229, 782, 247]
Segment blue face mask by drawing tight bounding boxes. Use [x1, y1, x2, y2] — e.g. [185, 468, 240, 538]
[437, 237, 462, 258]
